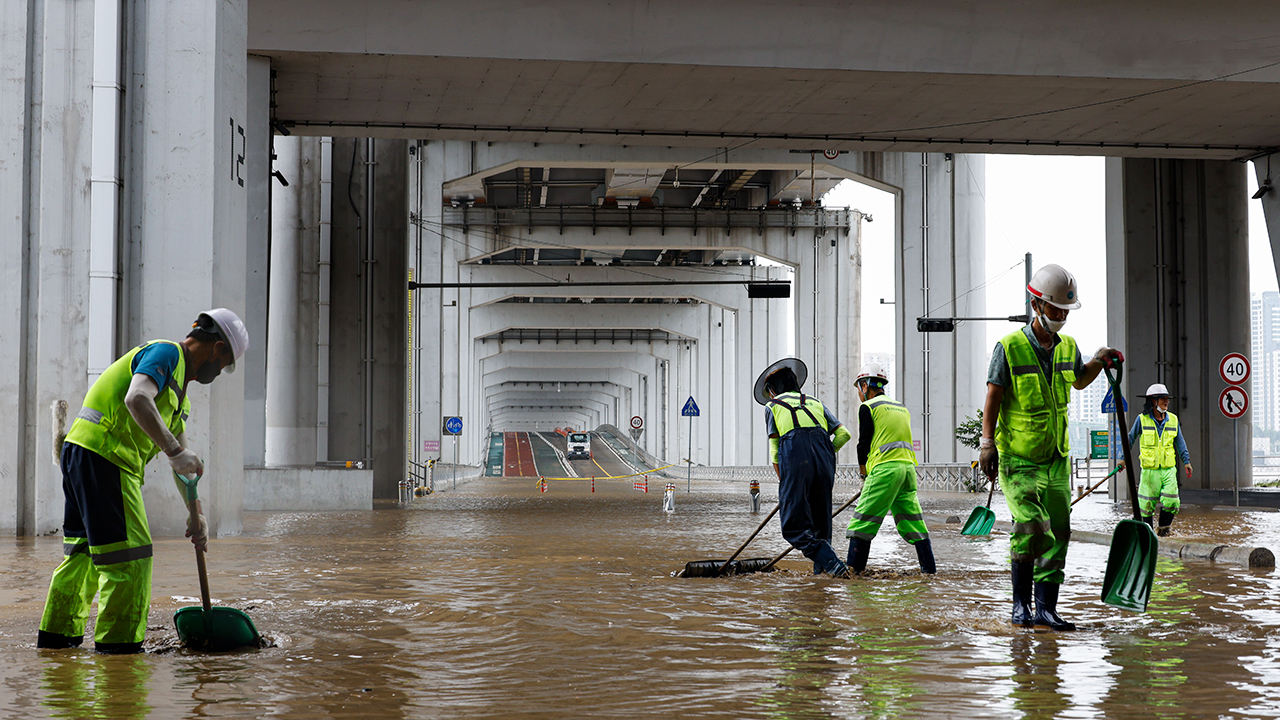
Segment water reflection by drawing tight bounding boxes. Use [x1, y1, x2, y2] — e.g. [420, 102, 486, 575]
[41, 651, 151, 720]
[4, 485, 1280, 718]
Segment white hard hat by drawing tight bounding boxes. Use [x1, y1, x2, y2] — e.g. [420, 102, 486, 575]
[196, 308, 250, 374]
[1145, 383, 1171, 398]
[856, 362, 888, 385]
[1027, 264, 1081, 310]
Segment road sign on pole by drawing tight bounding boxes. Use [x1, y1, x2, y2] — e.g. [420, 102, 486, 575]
[1219, 386, 1249, 419]
[1220, 352, 1251, 386]
[1101, 389, 1127, 414]
[630, 415, 644, 429]
[443, 416, 464, 435]
[681, 397, 700, 417]
[681, 397, 699, 492]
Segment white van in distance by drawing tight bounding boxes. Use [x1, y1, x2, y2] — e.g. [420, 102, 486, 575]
[567, 432, 591, 460]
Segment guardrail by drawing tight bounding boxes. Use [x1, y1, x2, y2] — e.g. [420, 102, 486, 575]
[684, 463, 982, 492]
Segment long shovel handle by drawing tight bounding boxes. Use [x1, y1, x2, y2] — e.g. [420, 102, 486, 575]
[176, 471, 212, 613]
[985, 472, 997, 508]
[1070, 465, 1123, 507]
[715, 504, 781, 576]
[1103, 358, 1143, 521]
[761, 490, 863, 571]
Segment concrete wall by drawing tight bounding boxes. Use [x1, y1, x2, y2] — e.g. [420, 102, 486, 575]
[329, 138, 408, 498]
[1107, 158, 1252, 490]
[243, 466, 372, 511]
[874, 153, 987, 464]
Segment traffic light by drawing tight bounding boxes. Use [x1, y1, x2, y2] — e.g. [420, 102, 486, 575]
[916, 317, 956, 333]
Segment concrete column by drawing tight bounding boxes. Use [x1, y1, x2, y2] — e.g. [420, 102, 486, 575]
[1106, 158, 1252, 490]
[243, 55, 271, 466]
[1, 0, 95, 534]
[876, 152, 986, 463]
[124, 0, 249, 536]
[328, 138, 407, 498]
[0, 0, 33, 532]
[265, 135, 321, 465]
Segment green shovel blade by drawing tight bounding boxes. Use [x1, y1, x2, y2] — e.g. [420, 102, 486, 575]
[1101, 519, 1158, 612]
[960, 506, 996, 536]
[174, 606, 263, 651]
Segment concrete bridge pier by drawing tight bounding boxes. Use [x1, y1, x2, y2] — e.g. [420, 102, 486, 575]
[1106, 158, 1253, 493]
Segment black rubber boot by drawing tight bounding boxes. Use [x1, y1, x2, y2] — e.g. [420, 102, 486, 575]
[94, 641, 144, 655]
[1157, 508, 1176, 537]
[1141, 514, 1155, 529]
[36, 630, 83, 649]
[1010, 561, 1034, 627]
[1033, 582, 1077, 631]
[846, 537, 871, 574]
[914, 539, 936, 574]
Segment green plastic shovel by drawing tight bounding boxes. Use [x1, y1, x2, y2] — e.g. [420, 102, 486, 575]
[172, 472, 264, 651]
[961, 474, 998, 536]
[1099, 360, 1158, 613]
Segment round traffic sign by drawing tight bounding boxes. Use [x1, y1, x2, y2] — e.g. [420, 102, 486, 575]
[1219, 352, 1251, 386]
[822, 149, 840, 160]
[444, 416, 464, 434]
[630, 415, 644, 430]
[1219, 385, 1249, 419]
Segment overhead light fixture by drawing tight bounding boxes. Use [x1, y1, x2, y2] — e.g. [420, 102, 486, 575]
[1254, 178, 1272, 200]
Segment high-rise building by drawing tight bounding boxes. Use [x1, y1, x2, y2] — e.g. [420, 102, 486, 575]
[1251, 291, 1280, 431]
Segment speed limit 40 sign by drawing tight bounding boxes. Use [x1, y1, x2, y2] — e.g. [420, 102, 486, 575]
[1220, 352, 1251, 386]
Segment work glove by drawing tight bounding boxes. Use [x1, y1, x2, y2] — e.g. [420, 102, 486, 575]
[979, 443, 999, 480]
[1185, 463, 1193, 480]
[186, 512, 208, 553]
[1094, 347, 1125, 366]
[167, 447, 204, 476]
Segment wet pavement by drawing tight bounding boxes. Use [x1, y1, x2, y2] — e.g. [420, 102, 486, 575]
[3, 479, 1280, 718]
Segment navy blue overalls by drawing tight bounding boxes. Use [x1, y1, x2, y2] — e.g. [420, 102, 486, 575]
[768, 393, 842, 574]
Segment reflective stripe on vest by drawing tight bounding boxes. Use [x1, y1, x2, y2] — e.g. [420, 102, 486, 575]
[1139, 412, 1179, 469]
[767, 392, 828, 437]
[64, 340, 191, 477]
[866, 395, 916, 471]
[995, 329, 1075, 463]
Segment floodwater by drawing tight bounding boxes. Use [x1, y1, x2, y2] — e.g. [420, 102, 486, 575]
[3, 477, 1280, 719]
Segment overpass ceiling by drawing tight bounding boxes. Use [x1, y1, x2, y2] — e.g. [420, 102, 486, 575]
[264, 51, 1277, 160]
[478, 328, 691, 344]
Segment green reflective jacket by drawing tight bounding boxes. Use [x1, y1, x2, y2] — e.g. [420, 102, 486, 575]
[865, 395, 917, 471]
[996, 328, 1075, 463]
[1139, 412, 1179, 469]
[65, 340, 191, 478]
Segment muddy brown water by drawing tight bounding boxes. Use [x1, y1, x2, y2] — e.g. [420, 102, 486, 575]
[3, 478, 1280, 718]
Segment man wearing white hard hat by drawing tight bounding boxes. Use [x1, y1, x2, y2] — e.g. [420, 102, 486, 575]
[1120, 383, 1192, 537]
[38, 309, 249, 653]
[844, 362, 935, 575]
[980, 265, 1122, 631]
[755, 358, 854, 578]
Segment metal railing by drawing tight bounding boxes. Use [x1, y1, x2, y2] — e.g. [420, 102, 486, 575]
[684, 463, 981, 492]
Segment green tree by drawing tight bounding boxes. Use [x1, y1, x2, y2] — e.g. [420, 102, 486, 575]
[955, 410, 983, 451]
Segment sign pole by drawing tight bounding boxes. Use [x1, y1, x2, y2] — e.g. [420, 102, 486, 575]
[687, 414, 692, 493]
[453, 435, 458, 490]
[1234, 418, 1239, 507]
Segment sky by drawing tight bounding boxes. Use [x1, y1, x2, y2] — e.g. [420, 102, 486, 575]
[824, 156, 1280, 358]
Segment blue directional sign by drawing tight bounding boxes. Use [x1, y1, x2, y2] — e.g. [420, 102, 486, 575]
[443, 416, 464, 435]
[681, 396, 701, 417]
[1101, 389, 1127, 414]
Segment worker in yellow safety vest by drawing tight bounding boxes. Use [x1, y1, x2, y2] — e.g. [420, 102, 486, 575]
[844, 362, 935, 574]
[979, 264, 1122, 632]
[1120, 383, 1192, 537]
[37, 309, 249, 653]
[755, 357, 854, 578]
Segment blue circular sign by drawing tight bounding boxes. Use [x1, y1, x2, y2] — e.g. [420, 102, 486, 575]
[445, 416, 464, 434]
